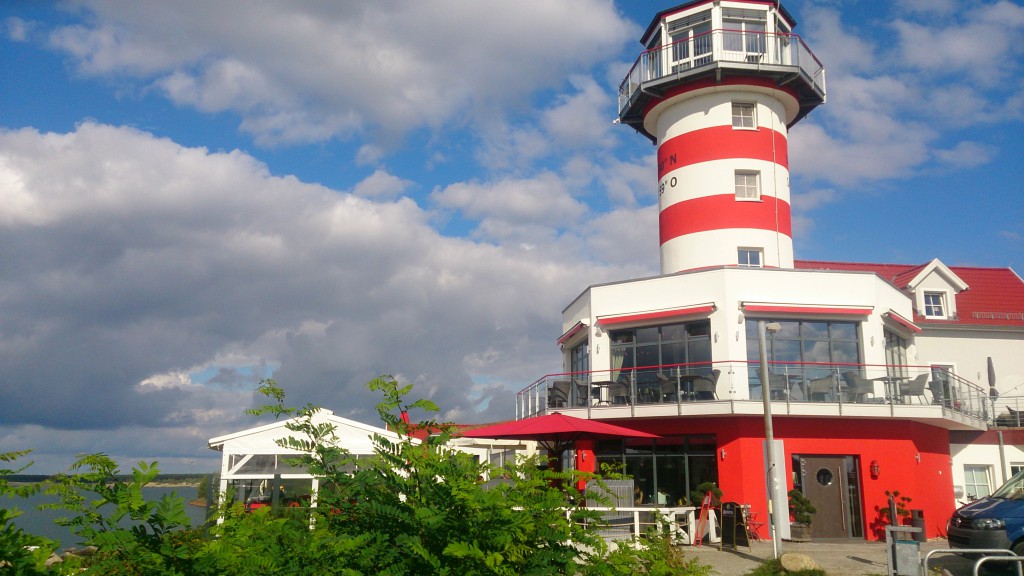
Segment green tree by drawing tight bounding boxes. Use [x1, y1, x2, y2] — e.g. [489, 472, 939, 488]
[1, 450, 56, 575]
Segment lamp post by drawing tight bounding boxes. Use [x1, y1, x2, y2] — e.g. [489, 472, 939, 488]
[758, 320, 783, 559]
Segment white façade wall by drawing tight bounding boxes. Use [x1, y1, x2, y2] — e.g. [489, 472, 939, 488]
[916, 330, 1024, 397]
[566, 267, 915, 400]
[951, 439, 1024, 504]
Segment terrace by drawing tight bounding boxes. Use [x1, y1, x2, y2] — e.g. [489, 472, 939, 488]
[517, 362, 990, 431]
[618, 29, 826, 138]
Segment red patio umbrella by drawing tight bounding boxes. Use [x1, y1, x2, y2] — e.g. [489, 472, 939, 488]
[459, 412, 659, 454]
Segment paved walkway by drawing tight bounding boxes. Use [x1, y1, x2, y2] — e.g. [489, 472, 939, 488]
[680, 539, 980, 575]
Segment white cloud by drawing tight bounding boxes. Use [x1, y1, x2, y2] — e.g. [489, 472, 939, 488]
[0, 123, 647, 471]
[932, 141, 996, 169]
[351, 169, 414, 200]
[48, 0, 632, 146]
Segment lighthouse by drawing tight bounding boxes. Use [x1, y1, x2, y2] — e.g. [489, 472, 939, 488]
[618, 1, 826, 273]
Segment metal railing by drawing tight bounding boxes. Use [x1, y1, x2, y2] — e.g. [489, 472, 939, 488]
[516, 361, 990, 426]
[618, 29, 826, 117]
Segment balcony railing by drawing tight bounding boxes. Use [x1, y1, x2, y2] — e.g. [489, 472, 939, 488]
[516, 361, 990, 427]
[618, 29, 826, 118]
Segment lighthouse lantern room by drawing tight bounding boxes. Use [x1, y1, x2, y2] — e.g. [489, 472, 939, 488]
[618, 0, 826, 274]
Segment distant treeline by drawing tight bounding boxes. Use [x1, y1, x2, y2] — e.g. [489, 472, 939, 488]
[8, 473, 214, 485]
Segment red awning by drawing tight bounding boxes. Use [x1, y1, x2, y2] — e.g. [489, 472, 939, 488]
[742, 304, 872, 316]
[597, 304, 715, 326]
[884, 310, 922, 333]
[556, 321, 587, 345]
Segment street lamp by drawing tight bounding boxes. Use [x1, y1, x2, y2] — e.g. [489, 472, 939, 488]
[758, 320, 783, 559]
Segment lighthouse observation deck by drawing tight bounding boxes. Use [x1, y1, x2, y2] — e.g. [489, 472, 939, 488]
[618, 29, 826, 140]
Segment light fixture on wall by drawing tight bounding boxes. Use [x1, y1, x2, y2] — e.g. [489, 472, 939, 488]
[870, 335, 875, 346]
[870, 460, 880, 479]
[714, 331, 719, 343]
[915, 452, 921, 463]
[720, 448, 727, 461]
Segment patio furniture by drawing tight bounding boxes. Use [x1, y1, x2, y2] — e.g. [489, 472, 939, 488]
[899, 374, 929, 404]
[657, 372, 678, 402]
[573, 378, 591, 406]
[607, 381, 632, 405]
[808, 375, 835, 402]
[768, 373, 790, 400]
[693, 369, 720, 400]
[548, 380, 570, 408]
[841, 371, 875, 403]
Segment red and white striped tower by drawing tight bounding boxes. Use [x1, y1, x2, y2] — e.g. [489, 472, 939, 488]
[618, 0, 826, 273]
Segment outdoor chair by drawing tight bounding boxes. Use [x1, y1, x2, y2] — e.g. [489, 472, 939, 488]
[693, 369, 720, 400]
[898, 374, 929, 404]
[547, 380, 570, 408]
[573, 378, 591, 406]
[808, 375, 835, 402]
[607, 381, 632, 405]
[841, 371, 875, 403]
[768, 373, 790, 400]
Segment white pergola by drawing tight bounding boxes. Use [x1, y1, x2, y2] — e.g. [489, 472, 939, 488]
[208, 408, 403, 511]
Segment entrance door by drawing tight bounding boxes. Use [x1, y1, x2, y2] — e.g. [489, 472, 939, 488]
[799, 456, 857, 538]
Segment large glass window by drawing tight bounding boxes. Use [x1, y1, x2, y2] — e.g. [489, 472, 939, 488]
[884, 330, 908, 379]
[745, 319, 861, 399]
[610, 320, 711, 403]
[571, 340, 589, 377]
[595, 435, 716, 507]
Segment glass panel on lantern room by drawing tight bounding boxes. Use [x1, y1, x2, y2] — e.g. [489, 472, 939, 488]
[669, 12, 712, 71]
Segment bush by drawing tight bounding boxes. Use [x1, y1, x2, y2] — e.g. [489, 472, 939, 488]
[16, 375, 713, 575]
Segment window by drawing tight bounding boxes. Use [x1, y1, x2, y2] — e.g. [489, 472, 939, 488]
[571, 341, 589, 377]
[1011, 463, 1024, 477]
[595, 434, 717, 507]
[924, 292, 946, 318]
[668, 11, 712, 71]
[723, 8, 767, 59]
[610, 320, 712, 401]
[746, 319, 861, 396]
[732, 102, 756, 129]
[735, 170, 760, 200]
[738, 248, 763, 268]
[884, 330, 908, 379]
[964, 465, 993, 500]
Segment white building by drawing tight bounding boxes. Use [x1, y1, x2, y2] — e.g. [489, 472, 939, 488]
[515, 0, 1024, 541]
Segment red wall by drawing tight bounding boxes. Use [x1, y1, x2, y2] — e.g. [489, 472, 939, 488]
[582, 415, 955, 540]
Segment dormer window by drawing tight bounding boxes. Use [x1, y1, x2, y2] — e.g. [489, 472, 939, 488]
[924, 292, 947, 318]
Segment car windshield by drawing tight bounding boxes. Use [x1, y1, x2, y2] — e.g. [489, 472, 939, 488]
[992, 469, 1024, 500]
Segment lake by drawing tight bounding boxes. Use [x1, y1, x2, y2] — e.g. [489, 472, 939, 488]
[5, 486, 210, 551]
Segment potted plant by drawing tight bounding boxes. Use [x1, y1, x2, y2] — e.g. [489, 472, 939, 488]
[788, 489, 816, 541]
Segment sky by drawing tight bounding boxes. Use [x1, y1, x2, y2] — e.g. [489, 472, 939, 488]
[1, 0, 1022, 473]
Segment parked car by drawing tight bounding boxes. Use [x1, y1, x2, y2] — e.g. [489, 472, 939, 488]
[948, 469, 1024, 554]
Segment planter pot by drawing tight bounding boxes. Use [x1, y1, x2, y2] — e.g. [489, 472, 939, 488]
[789, 522, 812, 542]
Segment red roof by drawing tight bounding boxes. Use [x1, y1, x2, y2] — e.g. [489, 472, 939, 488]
[795, 260, 1024, 328]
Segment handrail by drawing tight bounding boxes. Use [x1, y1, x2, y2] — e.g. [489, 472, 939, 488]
[516, 361, 991, 426]
[618, 29, 825, 116]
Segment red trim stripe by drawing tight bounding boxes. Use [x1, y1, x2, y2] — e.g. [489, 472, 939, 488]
[743, 305, 872, 316]
[643, 76, 801, 119]
[884, 310, 922, 333]
[658, 126, 788, 179]
[556, 321, 587, 345]
[659, 195, 791, 244]
[598, 305, 715, 326]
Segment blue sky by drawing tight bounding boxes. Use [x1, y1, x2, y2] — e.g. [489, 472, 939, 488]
[1, 0, 1022, 473]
